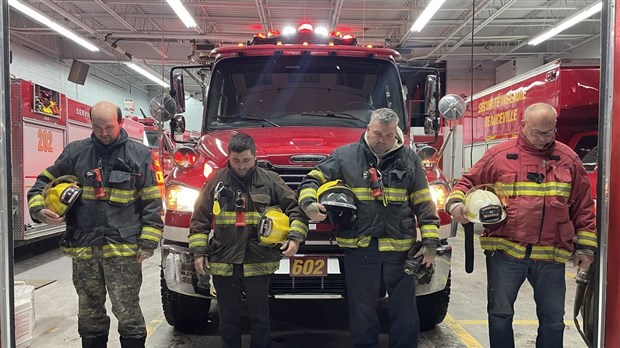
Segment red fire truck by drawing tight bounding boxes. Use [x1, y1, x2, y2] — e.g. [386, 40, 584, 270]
[158, 24, 454, 331]
[460, 59, 599, 179]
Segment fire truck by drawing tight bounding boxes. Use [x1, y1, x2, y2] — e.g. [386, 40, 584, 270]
[457, 59, 599, 180]
[11, 78, 146, 246]
[158, 24, 454, 332]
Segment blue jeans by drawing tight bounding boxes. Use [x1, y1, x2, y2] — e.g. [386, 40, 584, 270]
[485, 250, 566, 348]
[344, 238, 419, 348]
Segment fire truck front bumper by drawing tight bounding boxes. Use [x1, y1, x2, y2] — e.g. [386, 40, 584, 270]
[161, 244, 213, 299]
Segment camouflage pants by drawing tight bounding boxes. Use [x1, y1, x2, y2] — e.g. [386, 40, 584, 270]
[72, 247, 146, 339]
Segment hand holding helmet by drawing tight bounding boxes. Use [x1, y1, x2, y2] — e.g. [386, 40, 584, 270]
[258, 207, 290, 246]
[38, 175, 82, 223]
[462, 185, 507, 224]
[316, 180, 358, 227]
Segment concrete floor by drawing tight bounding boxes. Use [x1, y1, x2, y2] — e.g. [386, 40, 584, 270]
[12, 229, 589, 348]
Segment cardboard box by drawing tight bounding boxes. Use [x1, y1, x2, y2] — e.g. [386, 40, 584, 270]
[14, 281, 35, 348]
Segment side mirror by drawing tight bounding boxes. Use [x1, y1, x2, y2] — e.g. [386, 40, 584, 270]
[438, 94, 466, 121]
[424, 75, 438, 115]
[149, 94, 176, 123]
[170, 114, 187, 142]
[423, 75, 439, 135]
[171, 73, 186, 113]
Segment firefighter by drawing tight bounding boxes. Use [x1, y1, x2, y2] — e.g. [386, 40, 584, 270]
[27, 101, 164, 348]
[446, 102, 597, 348]
[190, 133, 308, 348]
[298, 108, 440, 348]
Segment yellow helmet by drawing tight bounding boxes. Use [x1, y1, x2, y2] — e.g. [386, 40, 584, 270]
[463, 185, 507, 224]
[43, 175, 82, 217]
[317, 180, 357, 226]
[258, 207, 289, 246]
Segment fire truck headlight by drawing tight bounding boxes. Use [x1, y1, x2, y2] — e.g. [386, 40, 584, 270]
[428, 182, 450, 211]
[165, 184, 200, 212]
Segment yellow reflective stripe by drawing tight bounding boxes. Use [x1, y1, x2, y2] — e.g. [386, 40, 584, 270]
[109, 188, 138, 204]
[290, 220, 308, 237]
[82, 187, 111, 200]
[420, 224, 439, 239]
[479, 236, 572, 262]
[336, 235, 372, 248]
[42, 169, 55, 181]
[447, 190, 465, 201]
[410, 188, 432, 205]
[209, 262, 233, 276]
[140, 186, 162, 200]
[384, 187, 407, 202]
[214, 211, 261, 225]
[497, 182, 571, 197]
[243, 261, 280, 276]
[307, 169, 327, 184]
[61, 246, 93, 259]
[140, 226, 163, 243]
[577, 231, 598, 247]
[377, 238, 414, 251]
[351, 187, 373, 200]
[102, 243, 139, 257]
[28, 195, 45, 209]
[298, 188, 317, 202]
[189, 233, 209, 248]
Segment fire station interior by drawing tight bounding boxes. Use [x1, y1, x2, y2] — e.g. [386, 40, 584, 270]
[2, 0, 614, 347]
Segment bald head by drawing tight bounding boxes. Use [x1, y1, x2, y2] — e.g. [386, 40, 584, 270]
[522, 102, 557, 149]
[90, 101, 123, 145]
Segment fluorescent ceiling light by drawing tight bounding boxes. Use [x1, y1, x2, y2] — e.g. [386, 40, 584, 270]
[125, 63, 168, 87]
[166, 0, 197, 28]
[410, 0, 446, 32]
[528, 1, 602, 46]
[9, 0, 99, 52]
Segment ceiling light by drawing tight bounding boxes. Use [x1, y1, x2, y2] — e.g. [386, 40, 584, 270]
[528, 1, 602, 46]
[8, 0, 99, 52]
[166, 0, 197, 28]
[125, 63, 168, 87]
[410, 0, 446, 32]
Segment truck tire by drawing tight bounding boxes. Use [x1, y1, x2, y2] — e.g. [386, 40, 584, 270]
[160, 271, 211, 332]
[417, 273, 451, 331]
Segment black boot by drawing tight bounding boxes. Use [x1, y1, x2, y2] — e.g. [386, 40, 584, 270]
[120, 336, 146, 348]
[82, 335, 108, 348]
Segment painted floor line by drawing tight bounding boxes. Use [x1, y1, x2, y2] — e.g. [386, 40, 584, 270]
[444, 313, 484, 348]
[147, 313, 165, 337]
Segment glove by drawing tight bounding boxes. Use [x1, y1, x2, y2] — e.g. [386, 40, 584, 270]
[302, 202, 327, 221]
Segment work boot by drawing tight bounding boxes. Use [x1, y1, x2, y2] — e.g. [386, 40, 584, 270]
[119, 336, 146, 348]
[82, 335, 108, 348]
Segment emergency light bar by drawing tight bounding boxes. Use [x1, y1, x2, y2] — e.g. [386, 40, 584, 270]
[250, 23, 358, 46]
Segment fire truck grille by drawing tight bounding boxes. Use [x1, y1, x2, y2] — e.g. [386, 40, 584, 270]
[257, 162, 313, 191]
[271, 274, 345, 294]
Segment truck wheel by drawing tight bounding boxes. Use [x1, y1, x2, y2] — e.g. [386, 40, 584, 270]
[417, 273, 451, 331]
[160, 271, 211, 332]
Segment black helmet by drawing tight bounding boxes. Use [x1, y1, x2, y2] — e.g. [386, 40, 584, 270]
[317, 180, 357, 226]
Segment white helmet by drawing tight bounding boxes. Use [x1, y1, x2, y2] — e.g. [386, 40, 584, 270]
[463, 186, 506, 224]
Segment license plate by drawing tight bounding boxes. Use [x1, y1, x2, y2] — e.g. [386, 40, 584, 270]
[289, 256, 328, 277]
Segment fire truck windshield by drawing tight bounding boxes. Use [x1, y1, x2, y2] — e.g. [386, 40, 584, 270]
[205, 55, 406, 131]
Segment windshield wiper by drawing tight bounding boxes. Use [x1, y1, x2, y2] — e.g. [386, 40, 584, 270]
[300, 112, 367, 124]
[226, 115, 280, 127]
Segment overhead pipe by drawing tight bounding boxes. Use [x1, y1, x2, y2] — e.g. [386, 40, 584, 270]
[435, 0, 517, 62]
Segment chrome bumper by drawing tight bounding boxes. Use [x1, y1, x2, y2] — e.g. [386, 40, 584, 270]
[160, 244, 213, 299]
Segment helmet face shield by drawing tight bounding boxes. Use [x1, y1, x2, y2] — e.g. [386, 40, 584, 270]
[464, 184, 507, 224]
[317, 180, 358, 226]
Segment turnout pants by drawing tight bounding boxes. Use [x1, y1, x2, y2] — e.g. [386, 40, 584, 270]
[72, 247, 147, 341]
[212, 264, 272, 348]
[344, 238, 419, 348]
[486, 250, 566, 348]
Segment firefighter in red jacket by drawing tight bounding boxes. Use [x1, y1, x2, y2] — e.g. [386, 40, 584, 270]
[446, 102, 597, 348]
